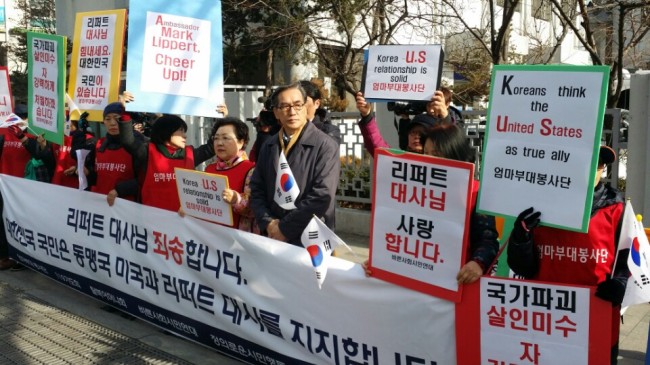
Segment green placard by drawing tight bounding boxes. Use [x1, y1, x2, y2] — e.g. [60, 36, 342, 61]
[27, 32, 66, 146]
[477, 64, 609, 233]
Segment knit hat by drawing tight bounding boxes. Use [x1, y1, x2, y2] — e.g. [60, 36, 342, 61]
[408, 113, 438, 131]
[103, 102, 124, 118]
[150, 115, 187, 145]
[14, 104, 28, 119]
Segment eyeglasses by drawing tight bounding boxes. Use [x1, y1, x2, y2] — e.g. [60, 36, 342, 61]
[275, 103, 305, 113]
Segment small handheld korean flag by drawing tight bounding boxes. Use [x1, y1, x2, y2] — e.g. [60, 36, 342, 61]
[274, 151, 300, 210]
[301, 216, 352, 289]
[619, 201, 650, 307]
[0, 113, 24, 129]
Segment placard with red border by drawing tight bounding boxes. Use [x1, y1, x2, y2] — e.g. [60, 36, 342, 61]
[368, 148, 474, 302]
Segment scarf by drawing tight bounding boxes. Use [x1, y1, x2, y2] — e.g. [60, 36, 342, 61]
[278, 124, 306, 156]
[212, 150, 248, 171]
[156, 143, 185, 159]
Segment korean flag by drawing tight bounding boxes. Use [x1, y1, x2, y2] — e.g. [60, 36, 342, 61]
[0, 113, 24, 129]
[274, 151, 300, 210]
[301, 216, 351, 289]
[620, 201, 650, 308]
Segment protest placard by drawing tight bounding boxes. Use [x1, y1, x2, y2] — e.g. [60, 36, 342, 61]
[175, 167, 233, 226]
[362, 44, 444, 101]
[67, 10, 126, 122]
[478, 65, 609, 232]
[126, 0, 224, 117]
[369, 148, 474, 302]
[456, 277, 611, 364]
[27, 32, 66, 145]
[0, 67, 13, 118]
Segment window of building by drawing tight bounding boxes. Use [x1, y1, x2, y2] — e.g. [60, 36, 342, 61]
[532, 0, 552, 21]
[496, 0, 522, 13]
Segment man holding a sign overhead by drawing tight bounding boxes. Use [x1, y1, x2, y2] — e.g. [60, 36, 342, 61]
[507, 146, 627, 364]
[250, 83, 339, 246]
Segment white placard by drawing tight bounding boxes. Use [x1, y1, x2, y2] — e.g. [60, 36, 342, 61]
[478, 65, 609, 232]
[363, 44, 444, 101]
[175, 167, 233, 226]
[370, 149, 473, 301]
[480, 277, 590, 364]
[141, 11, 211, 98]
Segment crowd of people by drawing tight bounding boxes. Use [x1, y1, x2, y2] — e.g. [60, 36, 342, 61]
[0, 81, 628, 364]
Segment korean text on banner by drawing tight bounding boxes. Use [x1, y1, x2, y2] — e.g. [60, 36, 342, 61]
[456, 277, 611, 364]
[477, 65, 609, 233]
[174, 167, 233, 226]
[27, 32, 66, 145]
[126, 0, 224, 117]
[68, 10, 127, 122]
[362, 44, 444, 102]
[0, 66, 13, 117]
[0, 174, 457, 365]
[369, 148, 474, 302]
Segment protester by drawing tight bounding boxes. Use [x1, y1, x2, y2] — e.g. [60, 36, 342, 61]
[299, 80, 341, 145]
[202, 117, 257, 232]
[507, 145, 626, 364]
[249, 93, 280, 163]
[0, 106, 34, 270]
[423, 125, 498, 283]
[440, 86, 464, 126]
[73, 103, 141, 205]
[50, 119, 93, 188]
[250, 83, 340, 245]
[355, 90, 450, 155]
[119, 112, 215, 212]
[362, 124, 499, 283]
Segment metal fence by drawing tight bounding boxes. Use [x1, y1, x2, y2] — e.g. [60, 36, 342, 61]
[333, 108, 629, 207]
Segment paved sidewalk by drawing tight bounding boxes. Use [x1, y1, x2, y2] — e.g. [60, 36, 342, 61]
[0, 231, 647, 364]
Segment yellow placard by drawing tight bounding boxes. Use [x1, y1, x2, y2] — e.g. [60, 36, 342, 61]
[67, 9, 126, 122]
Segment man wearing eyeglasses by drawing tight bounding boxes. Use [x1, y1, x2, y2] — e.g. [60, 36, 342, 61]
[250, 83, 340, 245]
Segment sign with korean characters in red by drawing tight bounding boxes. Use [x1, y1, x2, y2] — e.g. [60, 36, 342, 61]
[456, 277, 611, 364]
[478, 65, 609, 233]
[368, 148, 474, 302]
[362, 44, 444, 102]
[68, 10, 127, 122]
[175, 168, 233, 226]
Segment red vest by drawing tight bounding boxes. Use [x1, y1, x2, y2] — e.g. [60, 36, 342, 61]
[0, 129, 32, 177]
[533, 202, 624, 348]
[205, 159, 255, 228]
[91, 138, 135, 200]
[533, 202, 623, 286]
[51, 135, 78, 188]
[141, 144, 194, 211]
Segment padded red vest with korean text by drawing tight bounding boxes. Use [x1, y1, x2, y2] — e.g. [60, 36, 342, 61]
[51, 135, 78, 188]
[141, 143, 194, 211]
[533, 202, 624, 347]
[533, 202, 623, 286]
[0, 129, 32, 177]
[91, 137, 135, 200]
[204, 160, 255, 228]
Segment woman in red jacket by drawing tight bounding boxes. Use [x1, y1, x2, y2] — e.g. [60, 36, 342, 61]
[204, 117, 257, 232]
[119, 114, 215, 212]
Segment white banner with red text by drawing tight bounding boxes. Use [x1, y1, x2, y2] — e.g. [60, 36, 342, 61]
[0, 174, 456, 365]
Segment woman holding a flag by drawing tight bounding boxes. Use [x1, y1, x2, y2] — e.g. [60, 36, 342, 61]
[507, 145, 627, 365]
